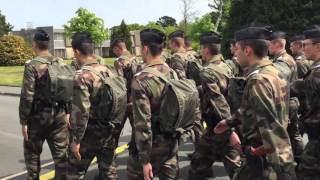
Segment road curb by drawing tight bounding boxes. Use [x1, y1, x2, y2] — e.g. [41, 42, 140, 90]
[0, 92, 20, 97]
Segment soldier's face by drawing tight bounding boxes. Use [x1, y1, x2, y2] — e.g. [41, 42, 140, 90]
[268, 40, 278, 55]
[235, 42, 249, 67]
[112, 47, 122, 57]
[303, 39, 319, 60]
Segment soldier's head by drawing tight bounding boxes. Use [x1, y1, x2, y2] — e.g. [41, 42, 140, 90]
[32, 29, 50, 54]
[71, 32, 94, 62]
[290, 35, 304, 56]
[303, 25, 320, 61]
[268, 31, 287, 55]
[199, 31, 221, 61]
[140, 28, 166, 62]
[229, 39, 236, 55]
[234, 26, 272, 67]
[168, 30, 185, 52]
[111, 38, 127, 57]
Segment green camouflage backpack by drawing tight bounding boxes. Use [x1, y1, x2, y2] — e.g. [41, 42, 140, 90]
[227, 77, 246, 113]
[141, 67, 200, 135]
[33, 56, 75, 112]
[81, 66, 127, 132]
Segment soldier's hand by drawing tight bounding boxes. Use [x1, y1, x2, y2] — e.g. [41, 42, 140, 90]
[214, 120, 229, 134]
[21, 125, 28, 141]
[143, 163, 153, 180]
[71, 142, 81, 160]
[229, 131, 241, 150]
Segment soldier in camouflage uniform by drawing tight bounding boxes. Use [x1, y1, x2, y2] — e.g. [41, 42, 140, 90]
[19, 29, 69, 180]
[184, 36, 200, 59]
[225, 39, 246, 77]
[68, 32, 118, 180]
[166, 30, 191, 78]
[268, 31, 304, 164]
[127, 28, 187, 180]
[292, 25, 320, 180]
[215, 26, 297, 180]
[188, 32, 241, 179]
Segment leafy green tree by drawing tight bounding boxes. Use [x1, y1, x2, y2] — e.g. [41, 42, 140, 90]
[64, 8, 108, 45]
[156, 16, 177, 27]
[127, 23, 145, 31]
[0, 35, 33, 66]
[0, 10, 13, 36]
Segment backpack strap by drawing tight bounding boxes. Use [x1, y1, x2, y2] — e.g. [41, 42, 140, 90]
[82, 65, 107, 82]
[141, 67, 171, 83]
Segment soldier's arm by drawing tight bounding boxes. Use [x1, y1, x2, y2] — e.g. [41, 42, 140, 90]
[200, 70, 231, 121]
[131, 78, 152, 164]
[19, 62, 36, 125]
[248, 78, 289, 154]
[70, 73, 91, 143]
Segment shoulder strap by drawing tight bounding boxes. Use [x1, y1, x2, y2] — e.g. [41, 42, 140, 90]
[141, 67, 170, 83]
[82, 66, 106, 82]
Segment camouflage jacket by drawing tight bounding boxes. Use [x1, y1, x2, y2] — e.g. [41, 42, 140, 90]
[225, 57, 245, 77]
[272, 50, 298, 83]
[292, 61, 320, 139]
[19, 54, 62, 125]
[166, 49, 190, 79]
[71, 55, 105, 70]
[200, 55, 233, 128]
[114, 51, 144, 96]
[294, 53, 313, 79]
[227, 58, 294, 165]
[70, 60, 113, 143]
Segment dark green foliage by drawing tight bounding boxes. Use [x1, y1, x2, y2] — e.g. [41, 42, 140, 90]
[110, 20, 133, 56]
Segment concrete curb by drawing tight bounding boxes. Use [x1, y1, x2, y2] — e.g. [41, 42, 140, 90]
[0, 86, 21, 97]
[0, 92, 20, 97]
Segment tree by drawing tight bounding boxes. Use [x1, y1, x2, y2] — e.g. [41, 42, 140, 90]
[127, 23, 145, 31]
[110, 20, 133, 56]
[188, 13, 215, 50]
[0, 10, 13, 36]
[208, 0, 229, 32]
[145, 21, 178, 37]
[222, 0, 320, 57]
[180, 0, 197, 32]
[0, 35, 33, 66]
[156, 16, 177, 28]
[64, 8, 108, 45]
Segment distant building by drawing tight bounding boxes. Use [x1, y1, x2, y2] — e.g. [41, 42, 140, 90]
[12, 26, 141, 59]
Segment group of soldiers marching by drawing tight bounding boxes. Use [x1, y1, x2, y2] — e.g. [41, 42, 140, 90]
[19, 24, 320, 180]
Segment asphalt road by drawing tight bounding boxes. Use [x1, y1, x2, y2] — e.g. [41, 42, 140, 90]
[0, 95, 234, 179]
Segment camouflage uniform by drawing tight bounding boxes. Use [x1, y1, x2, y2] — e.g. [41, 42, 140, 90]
[166, 48, 190, 79]
[127, 60, 182, 180]
[225, 57, 245, 77]
[68, 60, 118, 180]
[19, 55, 69, 180]
[292, 61, 320, 179]
[295, 53, 313, 79]
[227, 58, 296, 180]
[189, 55, 241, 179]
[71, 55, 105, 70]
[272, 50, 304, 163]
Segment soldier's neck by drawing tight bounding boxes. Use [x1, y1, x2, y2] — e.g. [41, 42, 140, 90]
[274, 49, 286, 57]
[36, 50, 50, 57]
[145, 56, 162, 65]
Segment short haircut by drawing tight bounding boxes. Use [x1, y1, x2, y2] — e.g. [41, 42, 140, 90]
[170, 37, 184, 48]
[230, 39, 236, 46]
[34, 40, 49, 50]
[238, 39, 269, 59]
[111, 38, 125, 49]
[292, 40, 303, 48]
[141, 41, 163, 57]
[311, 38, 320, 44]
[203, 43, 221, 55]
[71, 32, 94, 56]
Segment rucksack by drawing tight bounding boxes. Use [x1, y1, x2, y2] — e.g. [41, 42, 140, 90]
[141, 67, 200, 135]
[33, 56, 75, 111]
[81, 66, 127, 132]
[227, 77, 246, 113]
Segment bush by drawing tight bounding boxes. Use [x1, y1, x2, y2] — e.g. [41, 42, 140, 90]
[0, 35, 34, 66]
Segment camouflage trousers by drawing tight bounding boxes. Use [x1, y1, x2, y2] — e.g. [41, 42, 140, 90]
[188, 129, 241, 179]
[67, 130, 117, 180]
[288, 97, 304, 163]
[297, 139, 320, 180]
[233, 159, 297, 180]
[127, 135, 179, 180]
[24, 111, 69, 180]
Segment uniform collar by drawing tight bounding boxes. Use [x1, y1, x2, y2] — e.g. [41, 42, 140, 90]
[273, 50, 287, 61]
[203, 54, 224, 66]
[145, 59, 165, 67]
[246, 57, 272, 77]
[83, 58, 99, 66]
[173, 48, 186, 54]
[311, 60, 320, 70]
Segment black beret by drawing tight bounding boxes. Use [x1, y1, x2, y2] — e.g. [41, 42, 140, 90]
[168, 30, 184, 39]
[234, 27, 272, 41]
[200, 31, 221, 44]
[304, 25, 320, 39]
[290, 35, 305, 43]
[140, 28, 166, 44]
[34, 29, 50, 41]
[268, 31, 287, 40]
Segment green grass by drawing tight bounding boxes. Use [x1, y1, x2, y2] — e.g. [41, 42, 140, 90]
[0, 58, 115, 87]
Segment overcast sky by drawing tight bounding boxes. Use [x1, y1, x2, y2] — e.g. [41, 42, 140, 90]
[0, 0, 212, 30]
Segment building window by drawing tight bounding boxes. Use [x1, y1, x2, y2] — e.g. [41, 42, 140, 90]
[54, 49, 66, 58]
[54, 33, 64, 40]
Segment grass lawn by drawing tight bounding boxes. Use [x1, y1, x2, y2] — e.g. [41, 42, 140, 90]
[0, 58, 115, 87]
